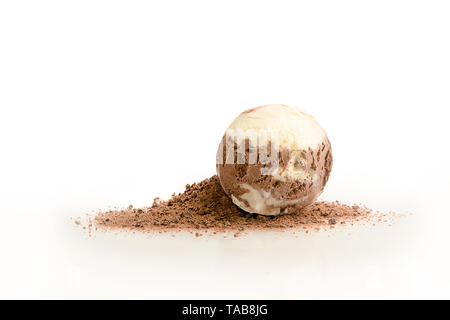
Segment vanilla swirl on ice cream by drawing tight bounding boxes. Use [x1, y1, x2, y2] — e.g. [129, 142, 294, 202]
[216, 104, 333, 216]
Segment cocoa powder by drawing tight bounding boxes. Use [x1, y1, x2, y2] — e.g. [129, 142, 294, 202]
[84, 175, 394, 236]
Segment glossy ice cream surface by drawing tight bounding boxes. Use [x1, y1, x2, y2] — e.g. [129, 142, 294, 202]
[216, 104, 333, 216]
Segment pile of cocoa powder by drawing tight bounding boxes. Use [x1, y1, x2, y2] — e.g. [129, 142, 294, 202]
[78, 175, 395, 237]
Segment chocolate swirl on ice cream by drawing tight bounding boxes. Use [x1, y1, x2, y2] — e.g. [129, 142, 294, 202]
[216, 104, 333, 216]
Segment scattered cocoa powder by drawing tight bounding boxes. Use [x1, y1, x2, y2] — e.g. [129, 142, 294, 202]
[77, 175, 398, 237]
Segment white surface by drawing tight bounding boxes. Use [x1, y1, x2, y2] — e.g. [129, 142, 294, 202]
[0, 1, 449, 299]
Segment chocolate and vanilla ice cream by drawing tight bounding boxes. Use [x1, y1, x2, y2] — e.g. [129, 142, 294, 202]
[81, 103, 402, 236]
[216, 104, 333, 216]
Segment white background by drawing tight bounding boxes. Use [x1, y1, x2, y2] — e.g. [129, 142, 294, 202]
[1, 1, 449, 299]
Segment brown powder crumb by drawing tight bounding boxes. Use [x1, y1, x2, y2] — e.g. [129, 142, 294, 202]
[77, 175, 399, 237]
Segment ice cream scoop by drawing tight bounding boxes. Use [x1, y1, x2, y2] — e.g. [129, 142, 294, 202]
[216, 104, 332, 215]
